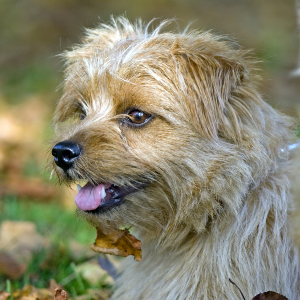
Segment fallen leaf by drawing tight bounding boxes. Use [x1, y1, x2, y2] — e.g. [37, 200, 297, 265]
[0, 251, 26, 279]
[0, 221, 37, 245]
[229, 279, 289, 300]
[49, 279, 69, 298]
[74, 289, 110, 300]
[0, 221, 47, 266]
[252, 291, 288, 300]
[12, 284, 52, 300]
[76, 259, 114, 285]
[54, 288, 68, 300]
[69, 240, 96, 261]
[0, 291, 11, 300]
[91, 228, 142, 261]
[0, 177, 58, 201]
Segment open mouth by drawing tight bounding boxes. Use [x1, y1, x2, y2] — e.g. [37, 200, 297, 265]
[75, 181, 146, 213]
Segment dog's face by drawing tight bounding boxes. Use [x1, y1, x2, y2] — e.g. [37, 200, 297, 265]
[50, 19, 277, 243]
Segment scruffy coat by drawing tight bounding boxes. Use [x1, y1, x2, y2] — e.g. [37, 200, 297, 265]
[52, 18, 300, 299]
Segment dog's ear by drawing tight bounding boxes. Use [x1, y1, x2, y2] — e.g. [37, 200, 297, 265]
[171, 39, 257, 141]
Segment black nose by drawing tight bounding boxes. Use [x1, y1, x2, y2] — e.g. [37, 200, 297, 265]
[52, 141, 82, 171]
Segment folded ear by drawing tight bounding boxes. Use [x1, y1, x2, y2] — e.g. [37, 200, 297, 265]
[171, 40, 258, 141]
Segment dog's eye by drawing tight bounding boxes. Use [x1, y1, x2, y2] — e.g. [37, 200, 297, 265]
[127, 110, 151, 125]
[76, 102, 87, 121]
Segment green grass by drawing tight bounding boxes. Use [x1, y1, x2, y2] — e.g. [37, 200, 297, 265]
[0, 197, 107, 296]
[0, 196, 95, 244]
[1, 61, 61, 104]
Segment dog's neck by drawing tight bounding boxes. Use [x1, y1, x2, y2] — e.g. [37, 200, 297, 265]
[114, 161, 299, 300]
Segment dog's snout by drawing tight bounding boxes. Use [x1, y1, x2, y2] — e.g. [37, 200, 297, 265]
[52, 141, 82, 171]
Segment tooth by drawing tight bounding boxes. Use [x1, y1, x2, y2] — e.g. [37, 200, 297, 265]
[101, 185, 106, 200]
[77, 184, 82, 191]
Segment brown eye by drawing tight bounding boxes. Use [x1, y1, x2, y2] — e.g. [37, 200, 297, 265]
[127, 110, 151, 125]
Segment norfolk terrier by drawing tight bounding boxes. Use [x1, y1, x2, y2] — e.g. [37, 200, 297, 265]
[50, 17, 299, 299]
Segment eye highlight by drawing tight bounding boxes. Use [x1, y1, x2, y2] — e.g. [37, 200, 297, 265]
[128, 110, 149, 124]
[124, 109, 153, 127]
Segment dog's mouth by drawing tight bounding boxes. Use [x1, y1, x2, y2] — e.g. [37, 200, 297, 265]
[75, 181, 146, 213]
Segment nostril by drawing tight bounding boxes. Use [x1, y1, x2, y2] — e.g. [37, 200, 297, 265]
[63, 149, 77, 160]
[52, 148, 58, 158]
[52, 141, 82, 171]
[63, 150, 71, 159]
[62, 150, 72, 161]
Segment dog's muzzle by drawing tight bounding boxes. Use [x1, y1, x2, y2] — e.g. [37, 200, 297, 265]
[52, 140, 82, 171]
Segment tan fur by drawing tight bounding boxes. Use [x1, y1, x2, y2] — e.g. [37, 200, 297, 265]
[50, 17, 300, 299]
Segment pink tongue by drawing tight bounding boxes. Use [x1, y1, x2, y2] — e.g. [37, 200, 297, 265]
[75, 183, 110, 211]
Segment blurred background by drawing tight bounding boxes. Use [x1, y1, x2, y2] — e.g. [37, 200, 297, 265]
[0, 0, 299, 298]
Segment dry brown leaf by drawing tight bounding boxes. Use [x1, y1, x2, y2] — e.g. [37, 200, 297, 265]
[0, 251, 26, 279]
[12, 284, 52, 300]
[90, 228, 142, 261]
[49, 279, 69, 298]
[69, 240, 96, 261]
[0, 221, 47, 267]
[0, 178, 58, 201]
[76, 259, 114, 285]
[0, 291, 11, 300]
[229, 279, 289, 300]
[74, 289, 110, 300]
[54, 288, 68, 300]
[252, 291, 288, 300]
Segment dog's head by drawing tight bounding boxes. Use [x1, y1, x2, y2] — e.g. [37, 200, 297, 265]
[50, 18, 293, 243]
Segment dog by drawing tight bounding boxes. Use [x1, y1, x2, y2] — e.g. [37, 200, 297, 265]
[50, 17, 300, 299]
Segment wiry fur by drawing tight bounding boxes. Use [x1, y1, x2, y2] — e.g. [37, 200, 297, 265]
[50, 17, 300, 299]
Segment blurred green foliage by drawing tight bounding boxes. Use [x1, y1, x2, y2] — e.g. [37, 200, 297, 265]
[0, 249, 109, 297]
[0, 197, 102, 296]
[0, 196, 94, 244]
[2, 62, 61, 104]
[0, 0, 298, 111]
